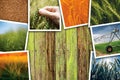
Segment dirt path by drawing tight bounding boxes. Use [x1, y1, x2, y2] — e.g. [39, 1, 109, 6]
[96, 51, 109, 57]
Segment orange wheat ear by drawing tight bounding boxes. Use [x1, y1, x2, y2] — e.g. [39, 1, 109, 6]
[61, 0, 89, 27]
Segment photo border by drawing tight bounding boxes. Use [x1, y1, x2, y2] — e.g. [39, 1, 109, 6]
[28, 0, 61, 32]
[0, 51, 31, 80]
[88, 51, 93, 80]
[88, 0, 120, 27]
[90, 23, 120, 58]
[0, 19, 28, 51]
[88, 0, 92, 27]
[25, 30, 29, 50]
[58, 0, 89, 29]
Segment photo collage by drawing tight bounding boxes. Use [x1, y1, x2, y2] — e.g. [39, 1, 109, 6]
[0, 0, 120, 80]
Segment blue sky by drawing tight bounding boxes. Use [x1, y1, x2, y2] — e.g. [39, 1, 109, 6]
[92, 23, 120, 44]
[0, 21, 27, 34]
[93, 23, 120, 35]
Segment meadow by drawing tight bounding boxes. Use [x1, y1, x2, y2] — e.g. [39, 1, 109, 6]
[0, 62, 29, 80]
[0, 28, 27, 51]
[91, 56, 120, 80]
[95, 40, 120, 55]
[91, 0, 120, 25]
[30, 0, 59, 29]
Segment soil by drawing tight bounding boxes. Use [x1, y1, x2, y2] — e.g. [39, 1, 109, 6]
[96, 51, 110, 57]
[0, 0, 28, 23]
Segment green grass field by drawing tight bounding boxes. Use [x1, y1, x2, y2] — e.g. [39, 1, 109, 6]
[0, 62, 29, 80]
[95, 40, 120, 54]
[30, 0, 59, 29]
[91, 0, 120, 25]
[0, 28, 27, 51]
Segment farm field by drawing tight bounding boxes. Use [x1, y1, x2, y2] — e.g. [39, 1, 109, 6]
[91, 0, 120, 25]
[30, 0, 59, 30]
[95, 40, 120, 56]
[0, 52, 29, 80]
[90, 53, 120, 80]
[0, 21, 27, 51]
[60, 0, 89, 27]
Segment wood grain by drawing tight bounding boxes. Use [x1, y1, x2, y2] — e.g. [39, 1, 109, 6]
[27, 26, 92, 80]
[55, 27, 67, 80]
[77, 26, 92, 80]
[60, 0, 89, 27]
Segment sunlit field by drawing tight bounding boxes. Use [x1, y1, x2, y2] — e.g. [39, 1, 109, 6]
[0, 21, 27, 51]
[92, 23, 120, 57]
[0, 52, 29, 80]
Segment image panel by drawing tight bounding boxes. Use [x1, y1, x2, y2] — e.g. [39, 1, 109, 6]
[0, 51, 30, 80]
[90, 0, 120, 26]
[30, 0, 61, 31]
[0, 20, 28, 51]
[89, 53, 120, 80]
[60, 0, 89, 29]
[0, 0, 28, 23]
[91, 23, 120, 57]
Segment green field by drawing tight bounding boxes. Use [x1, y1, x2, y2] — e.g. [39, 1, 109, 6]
[95, 40, 120, 54]
[91, 0, 120, 25]
[0, 63, 29, 80]
[0, 28, 27, 51]
[30, 0, 59, 29]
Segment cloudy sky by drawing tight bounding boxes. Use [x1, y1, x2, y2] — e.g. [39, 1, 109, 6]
[0, 21, 27, 34]
[92, 23, 120, 44]
[91, 53, 120, 71]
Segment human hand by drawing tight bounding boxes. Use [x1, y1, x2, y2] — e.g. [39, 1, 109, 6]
[39, 6, 60, 25]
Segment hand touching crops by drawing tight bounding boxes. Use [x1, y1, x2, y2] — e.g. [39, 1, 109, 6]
[39, 6, 60, 25]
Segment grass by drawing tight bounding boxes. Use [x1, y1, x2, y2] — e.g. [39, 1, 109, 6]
[0, 62, 29, 80]
[95, 40, 120, 54]
[0, 28, 27, 51]
[91, 0, 120, 25]
[91, 57, 120, 80]
[30, 0, 59, 29]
